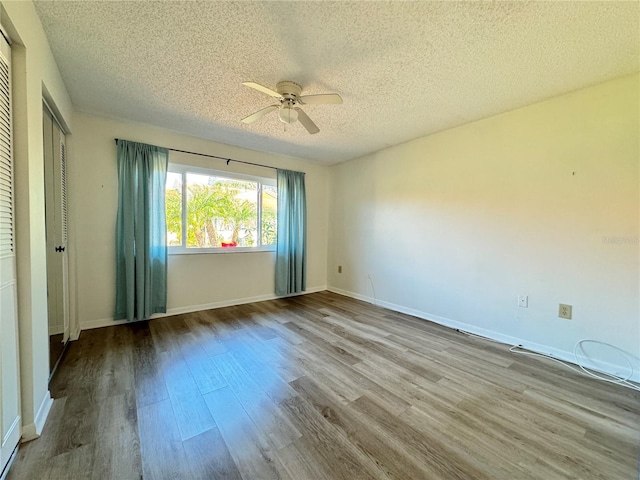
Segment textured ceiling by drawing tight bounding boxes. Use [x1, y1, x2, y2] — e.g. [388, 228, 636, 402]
[34, 1, 639, 164]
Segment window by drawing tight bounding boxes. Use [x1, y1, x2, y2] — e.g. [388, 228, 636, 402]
[166, 164, 277, 253]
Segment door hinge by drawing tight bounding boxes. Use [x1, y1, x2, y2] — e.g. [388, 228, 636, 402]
[55, 246, 65, 252]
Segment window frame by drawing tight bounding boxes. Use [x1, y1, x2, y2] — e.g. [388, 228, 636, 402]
[166, 163, 277, 255]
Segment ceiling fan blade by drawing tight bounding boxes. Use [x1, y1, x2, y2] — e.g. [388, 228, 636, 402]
[241, 105, 279, 124]
[294, 107, 320, 134]
[242, 82, 281, 98]
[298, 93, 343, 105]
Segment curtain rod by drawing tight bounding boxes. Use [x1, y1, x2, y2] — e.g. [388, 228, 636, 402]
[114, 138, 304, 174]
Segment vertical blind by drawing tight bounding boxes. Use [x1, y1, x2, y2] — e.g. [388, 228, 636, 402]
[0, 47, 12, 255]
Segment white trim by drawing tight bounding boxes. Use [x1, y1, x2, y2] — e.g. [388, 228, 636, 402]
[168, 246, 276, 255]
[327, 286, 640, 384]
[0, 280, 16, 290]
[42, 98, 67, 134]
[328, 286, 373, 304]
[1, 415, 20, 476]
[0, 25, 11, 47]
[168, 162, 276, 186]
[21, 392, 53, 442]
[0, 442, 18, 480]
[2, 416, 19, 447]
[48, 324, 64, 336]
[78, 286, 327, 332]
[70, 325, 81, 341]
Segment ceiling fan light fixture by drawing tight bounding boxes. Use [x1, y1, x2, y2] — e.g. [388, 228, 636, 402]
[278, 104, 298, 124]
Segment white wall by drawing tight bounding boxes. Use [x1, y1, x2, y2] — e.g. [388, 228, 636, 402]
[1, 1, 74, 439]
[70, 112, 329, 331]
[328, 74, 640, 380]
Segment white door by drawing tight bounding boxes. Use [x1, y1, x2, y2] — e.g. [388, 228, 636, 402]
[43, 106, 69, 366]
[0, 34, 21, 476]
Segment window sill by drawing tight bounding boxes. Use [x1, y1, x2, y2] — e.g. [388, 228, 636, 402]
[168, 246, 276, 255]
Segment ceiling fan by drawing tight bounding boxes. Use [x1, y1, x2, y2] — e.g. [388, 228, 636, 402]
[241, 81, 343, 134]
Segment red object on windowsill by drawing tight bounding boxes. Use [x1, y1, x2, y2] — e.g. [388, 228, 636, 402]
[221, 241, 237, 248]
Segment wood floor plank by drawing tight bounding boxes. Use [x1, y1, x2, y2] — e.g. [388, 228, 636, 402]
[351, 394, 490, 480]
[279, 394, 385, 480]
[8, 291, 640, 480]
[510, 359, 640, 415]
[41, 444, 94, 480]
[289, 338, 411, 415]
[290, 375, 435, 479]
[148, 315, 187, 353]
[130, 321, 169, 408]
[182, 427, 243, 480]
[288, 341, 365, 404]
[321, 313, 409, 354]
[523, 387, 640, 447]
[5, 397, 69, 480]
[224, 335, 299, 403]
[180, 332, 227, 394]
[232, 332, 305, 383]
[281, 320, 363, 366]
[274, 441, 334, 480]
[160, 350, 217, 441]
[397, 404, 538, 479]
[249, 311, 307, 345]
[212, 352, 302, 449]
[205, 307, 245, 336]
[94, 326, 136, 401]
[50, 393, 100, 458]
[90, 391, 142, 480]
[203, 386, 289, 480]
[183, 310, 230, 356]
[49, 351, 106, 405]
[195, 310, 231, 338]
[456, 393, 630, 479]
[137, 398, 192, 480]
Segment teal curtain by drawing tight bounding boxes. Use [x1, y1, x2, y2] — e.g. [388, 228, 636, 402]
[115, 140, 168, 321]
[275, 169, 307, 296]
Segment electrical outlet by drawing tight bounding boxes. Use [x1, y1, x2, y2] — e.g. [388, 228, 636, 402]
[338, 265, 342, 273]
[518, 295, 528, 308]
[559, 304, 572, 319]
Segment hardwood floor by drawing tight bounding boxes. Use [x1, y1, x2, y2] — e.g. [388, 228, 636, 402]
[8, 291, 640, 479]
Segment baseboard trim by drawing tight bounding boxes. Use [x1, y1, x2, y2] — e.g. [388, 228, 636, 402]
[327, 286, 640, 384]
[79, 286, 328, 332]
[0, 440, 18, 480]
[21, 392, 53, 442]
[327, 286, 373, 304]
[1, 415, 20, 477]
[3, 415, 20, 446]
[48, 325, 64, 336]
[70, 327, 81, 341]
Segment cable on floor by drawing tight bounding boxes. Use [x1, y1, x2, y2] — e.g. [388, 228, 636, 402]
[454, 329, 640, 392]
[509, 341, 640, 392]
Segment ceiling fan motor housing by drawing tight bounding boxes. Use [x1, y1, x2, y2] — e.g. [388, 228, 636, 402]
[276, 81, 302, 98]
[276, 82, 302, 124]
